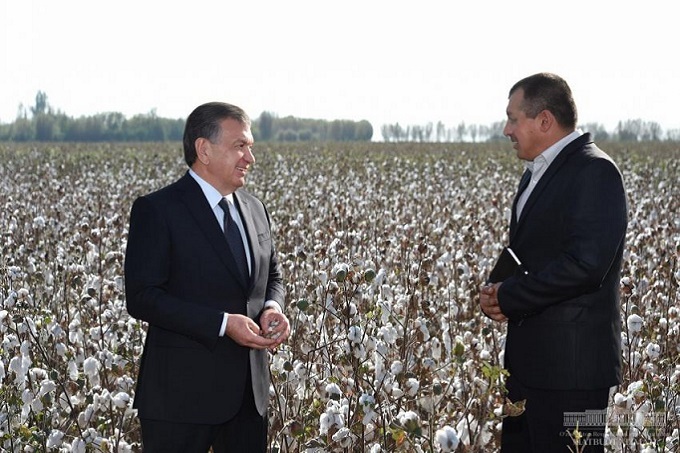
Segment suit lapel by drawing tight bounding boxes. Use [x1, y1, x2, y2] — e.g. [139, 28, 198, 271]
[510, 169, 532, 235]
[511, 133, 593, 239]
[233, 192, 257, 290]
[177, 174, 250, 291]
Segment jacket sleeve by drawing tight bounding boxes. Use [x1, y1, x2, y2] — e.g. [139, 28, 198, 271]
[124, 195, 223, 349]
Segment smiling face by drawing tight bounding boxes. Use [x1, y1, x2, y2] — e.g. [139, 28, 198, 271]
[194, 118, 255, 195]
[503, 88, 544, 161]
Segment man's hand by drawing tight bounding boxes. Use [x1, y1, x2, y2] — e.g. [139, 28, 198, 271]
[225, 314, 278, 350]
[480, 282, 507, 322]
[259, 308, 291, 350]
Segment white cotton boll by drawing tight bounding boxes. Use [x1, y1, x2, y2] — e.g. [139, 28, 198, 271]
[94, 389, 112, 411]
[613, 392, 632, 411]
[39, 380, 56, 397]
[17, 287, 30, 301]
[32, 216, 46, 229]
[631, 351, 642, 368]
[348, 325, 363, 344]
[397, 410, 420, 432]
[380, 325, 397, 344]
[20, 340, 31, 356]
[627, 314, 643, 334]
[627, 381, 644, 398]
[331, 427, 353, 447]
[78, 404, 95, 428]
[421, 357, 436, 370]
[294, 362, 307, 380]
[319, 402, 344, 435]
[416, 319, 430, 341]
[369, 443, 382, 453]
[83, 357, 101, 386]
[359, 393, 375, 407]
[9, 355, 30, 383]
[22, 388, 34, 405]
[442, 329, 452, 357]
[68, 360, 79, 380]
[3, 290, 17, 308]
[46, 429, 64, 448]
[391, 385, 404, 398]
[89, 327, 101, 341]
[430, 338, 441, 360]
[112, 392, 130, 409]
[479, 349, 491, 361]
[418, 395, 435, 413]
[405, 378, 419, 397]
[83, 357, 100, 376]
[55, 342, 67, 357]
[31, 396, 44, 412]
[0, 359, 4, 385]
[645, 342, 661, 360]
[390, 360, 403, 375]
[435, 425, 460, 452]
[324, 382, 342, 401]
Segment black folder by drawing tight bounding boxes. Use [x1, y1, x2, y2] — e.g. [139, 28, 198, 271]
[488, 247, 528, 283]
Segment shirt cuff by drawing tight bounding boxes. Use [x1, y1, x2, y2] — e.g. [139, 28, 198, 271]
[219, 313, 229, 337]
[264, 300, 282, 312]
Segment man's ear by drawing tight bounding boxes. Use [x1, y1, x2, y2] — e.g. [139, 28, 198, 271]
[195, 138, 210, 165]
[538, 109, 555, 133]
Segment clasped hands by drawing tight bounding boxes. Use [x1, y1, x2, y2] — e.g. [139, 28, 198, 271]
[225, 308, 290, 352]
[479, 282, 507, 322]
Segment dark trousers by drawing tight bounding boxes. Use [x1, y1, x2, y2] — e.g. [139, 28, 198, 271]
[501, 375, 610, 453]
[140, 372, 267, 453]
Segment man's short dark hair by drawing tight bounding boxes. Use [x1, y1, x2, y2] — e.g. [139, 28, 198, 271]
[183, 102, 251, 167]
[510, 73, 578, 129]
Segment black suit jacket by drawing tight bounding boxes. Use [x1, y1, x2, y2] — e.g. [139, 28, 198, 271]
[124, 172, 284, 424]
[497, 133, 627, 390]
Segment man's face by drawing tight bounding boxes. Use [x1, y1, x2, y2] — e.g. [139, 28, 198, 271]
[203, 118, 255, 195]
[503, 89, 543, 161]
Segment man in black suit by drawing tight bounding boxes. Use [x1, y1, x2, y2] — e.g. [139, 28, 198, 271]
[480, 73, 627, 452]
[125, 102, 290, 452]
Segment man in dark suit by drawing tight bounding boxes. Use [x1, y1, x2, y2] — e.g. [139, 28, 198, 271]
[480, 73, 627, 452]
[125, 102, 290, 452]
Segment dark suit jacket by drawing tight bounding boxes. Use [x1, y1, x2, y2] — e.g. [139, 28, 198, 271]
[124, 172, 284, 424]
[498, 133, 627, 390]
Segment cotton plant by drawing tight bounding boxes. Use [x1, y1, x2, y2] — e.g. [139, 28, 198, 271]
[1, 142, 679, 451]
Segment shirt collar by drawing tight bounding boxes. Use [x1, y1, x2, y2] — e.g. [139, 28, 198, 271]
[527, 129, 583, 173]
[188, 169, 234, 207]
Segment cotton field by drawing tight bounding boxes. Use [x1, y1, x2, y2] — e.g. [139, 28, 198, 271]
[0, 142, 678, 452]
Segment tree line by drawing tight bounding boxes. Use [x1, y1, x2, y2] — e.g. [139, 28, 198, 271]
[380, 119, 680, 142]
[2, 91, 678, 142]
[0, 92, 373, 142]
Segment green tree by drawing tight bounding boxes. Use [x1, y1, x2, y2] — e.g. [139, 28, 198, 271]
[31, 91, 49, 116]
[258, 111, 275, 141]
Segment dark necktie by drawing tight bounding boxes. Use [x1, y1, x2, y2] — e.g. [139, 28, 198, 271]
[218, 198, 249, 284]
